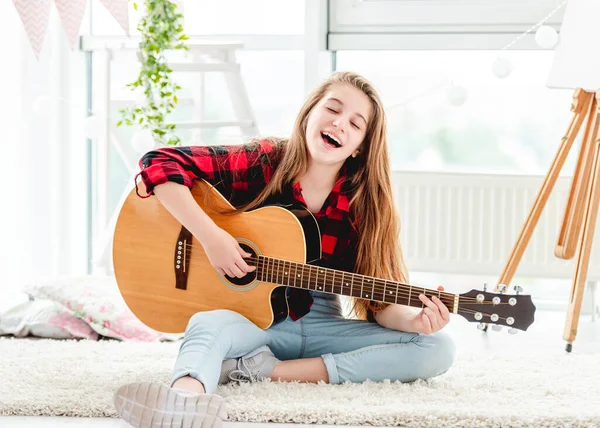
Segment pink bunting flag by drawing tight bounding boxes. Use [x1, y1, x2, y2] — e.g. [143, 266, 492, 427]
[53, 0, 88, 50]
[13, 0, 52, 59]
[98, 0, 129, 35]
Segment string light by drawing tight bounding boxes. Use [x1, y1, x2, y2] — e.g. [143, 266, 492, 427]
[386, 0, 568, 111]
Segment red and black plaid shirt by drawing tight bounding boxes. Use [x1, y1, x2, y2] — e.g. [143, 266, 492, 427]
[135, 139, 361, 321]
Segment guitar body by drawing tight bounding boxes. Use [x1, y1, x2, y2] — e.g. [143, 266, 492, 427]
[112, 179, 321, 334]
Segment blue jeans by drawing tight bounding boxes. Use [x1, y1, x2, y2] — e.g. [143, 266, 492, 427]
[171, 291, 456, 394]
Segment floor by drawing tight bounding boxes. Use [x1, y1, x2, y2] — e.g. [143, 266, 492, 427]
[1, 309, 598, 427]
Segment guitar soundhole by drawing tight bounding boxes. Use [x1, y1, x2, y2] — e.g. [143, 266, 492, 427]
[224, 243, 258, 286]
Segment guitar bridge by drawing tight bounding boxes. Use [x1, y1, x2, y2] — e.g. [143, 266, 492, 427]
[175, 226, 193, 290]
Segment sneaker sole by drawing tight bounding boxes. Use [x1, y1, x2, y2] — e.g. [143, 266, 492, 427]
[114, 382, 227, 428]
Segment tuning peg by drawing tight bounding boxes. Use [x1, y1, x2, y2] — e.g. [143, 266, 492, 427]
[477, 323, 486, 331]
[497, 284, 507, 293]
[508, 328, 518, 335]
[492, 325, 503, 332]
[513, 285, 523, 295]
[483, 282, 488, 292]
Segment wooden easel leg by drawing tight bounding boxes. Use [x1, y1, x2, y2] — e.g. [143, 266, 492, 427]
[497, 90, 594, 287]
[556, 96, 598, 259]
[564, 98, 600, 352]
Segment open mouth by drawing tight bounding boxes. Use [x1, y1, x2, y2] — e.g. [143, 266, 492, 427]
[321, 132, 341, 148]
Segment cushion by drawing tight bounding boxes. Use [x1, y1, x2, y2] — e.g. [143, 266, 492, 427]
[22, 275, 182, 342]
[0, 297, 99, 340]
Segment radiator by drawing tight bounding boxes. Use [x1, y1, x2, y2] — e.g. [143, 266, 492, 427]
[393, 171, 600, 281]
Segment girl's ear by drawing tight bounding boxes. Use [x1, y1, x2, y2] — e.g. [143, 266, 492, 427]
[352, 149, 360, 158]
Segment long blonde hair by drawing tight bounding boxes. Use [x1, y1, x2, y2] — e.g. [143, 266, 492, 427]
[230, 71, 408, 320]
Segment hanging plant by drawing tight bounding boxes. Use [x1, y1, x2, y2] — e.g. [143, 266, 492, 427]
[117, 0, 189, 146]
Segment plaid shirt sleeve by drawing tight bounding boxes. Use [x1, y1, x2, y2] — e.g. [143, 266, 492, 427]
[135, 139, 281, 206]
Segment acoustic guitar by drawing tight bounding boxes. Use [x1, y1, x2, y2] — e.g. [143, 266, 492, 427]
[113, 179, 536, 334]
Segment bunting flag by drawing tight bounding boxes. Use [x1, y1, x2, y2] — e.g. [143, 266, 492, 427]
[53, 0, 88, 50]
[13, 0, 129, 58]
[13, 0, 52, 59]
[98, 0, 129, 35]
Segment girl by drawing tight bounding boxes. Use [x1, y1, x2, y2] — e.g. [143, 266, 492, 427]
[114, 71, 455, 428]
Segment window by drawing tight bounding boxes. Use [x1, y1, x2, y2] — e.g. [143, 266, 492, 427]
[95, 49, 305, 217]
[336, 49, 576, 175]
[329, 0, 564, 33]
[90, 0, 305, 36]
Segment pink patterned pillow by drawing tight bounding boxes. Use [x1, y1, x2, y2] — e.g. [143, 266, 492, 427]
[22, 276, 182, 342]
[0, 298, 98, 340]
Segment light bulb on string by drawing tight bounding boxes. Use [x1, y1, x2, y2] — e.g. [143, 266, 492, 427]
[492, 57, 513, 79]
[535, 25, 559, 49]
[446, 83, 468, 107]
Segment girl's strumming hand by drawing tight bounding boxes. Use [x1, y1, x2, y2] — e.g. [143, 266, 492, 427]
[199, 226, 256, 278]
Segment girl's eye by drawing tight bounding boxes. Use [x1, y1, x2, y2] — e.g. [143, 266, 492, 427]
[326, 107, 337, 113]
[351, 122, 359, 129]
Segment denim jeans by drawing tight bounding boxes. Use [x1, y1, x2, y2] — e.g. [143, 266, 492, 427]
[171, 291, 456, 394]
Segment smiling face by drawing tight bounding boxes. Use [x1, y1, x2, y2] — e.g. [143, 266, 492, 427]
[304, 83, 373, 166]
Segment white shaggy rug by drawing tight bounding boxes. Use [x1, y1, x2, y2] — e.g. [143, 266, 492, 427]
[0, 337, 598, 427]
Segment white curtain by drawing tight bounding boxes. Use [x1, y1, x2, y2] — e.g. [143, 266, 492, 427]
[0, 3, 88, 295]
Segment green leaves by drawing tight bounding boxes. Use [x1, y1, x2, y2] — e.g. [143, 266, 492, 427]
[119, 0, 188, 147]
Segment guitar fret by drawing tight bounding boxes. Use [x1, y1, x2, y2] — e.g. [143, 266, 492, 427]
[264, 257, 269, 282]
[257, 257, 262, 281]
[370, 278, 375, 300]
[270, 258, 275, 283]
[360, 276, 364, 298]
[407, 285, 412, 306]
[316, 267, 321, 291]
[294, 261, 299, 288]
[332, 270, 336, 294]
[319, 268, 324, 292]
[316, 267, 320, 291]
[383, 280, 387, 303]
[276, 258, 281, 284]
[285, 260, 290, 286]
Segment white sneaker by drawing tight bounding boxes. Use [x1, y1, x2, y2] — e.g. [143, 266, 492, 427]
[219, 345, 280, 385]
[113, 382, 227, 428]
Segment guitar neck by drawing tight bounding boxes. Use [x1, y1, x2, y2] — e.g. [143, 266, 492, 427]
[255, 256, 458, 314]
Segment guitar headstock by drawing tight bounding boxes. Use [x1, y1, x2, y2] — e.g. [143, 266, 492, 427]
[458, 284, 536, 332]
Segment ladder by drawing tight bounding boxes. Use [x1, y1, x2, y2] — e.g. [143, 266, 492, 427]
[93, 41, 259, 273]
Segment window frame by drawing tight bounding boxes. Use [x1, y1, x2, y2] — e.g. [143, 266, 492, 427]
[328, 0, 565, 50]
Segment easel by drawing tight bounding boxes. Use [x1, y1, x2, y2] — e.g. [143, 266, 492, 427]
[494, 89, 600, 352]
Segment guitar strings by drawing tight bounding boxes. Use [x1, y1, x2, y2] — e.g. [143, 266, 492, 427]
[180, 242, 466, 301]
[180, 244, 509, 306]
[177, 247, 517, 324]
[178, 257, 514, 323]
[181, 242, 506, 305]
[180, 245, 469, 303]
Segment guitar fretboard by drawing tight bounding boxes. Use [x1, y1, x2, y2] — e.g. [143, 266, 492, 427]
[255, 256, 458, 313]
